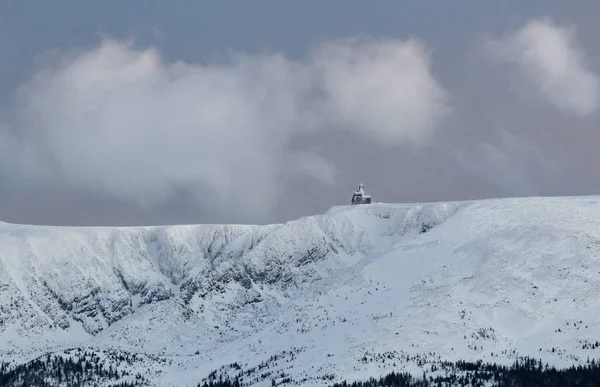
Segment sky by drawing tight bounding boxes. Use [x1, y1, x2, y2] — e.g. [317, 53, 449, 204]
[1, 1, 600, 226]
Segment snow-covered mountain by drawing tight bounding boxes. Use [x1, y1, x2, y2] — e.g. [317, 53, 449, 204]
[2, 196, 600, 386]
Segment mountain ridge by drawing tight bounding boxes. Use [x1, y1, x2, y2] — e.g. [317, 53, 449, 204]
[2, 196, 600, 386]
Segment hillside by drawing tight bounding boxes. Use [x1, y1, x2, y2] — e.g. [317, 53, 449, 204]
[2, 196, 600, 386]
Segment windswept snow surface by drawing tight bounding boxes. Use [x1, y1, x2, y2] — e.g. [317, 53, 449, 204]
[2, 197, 600, 385]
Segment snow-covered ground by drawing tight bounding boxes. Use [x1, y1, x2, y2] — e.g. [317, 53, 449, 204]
[2, 196, 600, 386]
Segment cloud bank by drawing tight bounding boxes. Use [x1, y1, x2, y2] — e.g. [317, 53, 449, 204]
[4, 15, 597, 226]
[0, 36, 449, 221]
[486, 17, 599, 116]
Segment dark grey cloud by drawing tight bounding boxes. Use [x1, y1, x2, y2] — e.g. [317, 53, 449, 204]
[1, 2, 600, 226]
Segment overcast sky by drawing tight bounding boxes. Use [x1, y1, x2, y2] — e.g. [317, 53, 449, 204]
[1, 1, 600, 226]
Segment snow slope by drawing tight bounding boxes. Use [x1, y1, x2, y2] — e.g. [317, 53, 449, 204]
[2, 196, 600, 385]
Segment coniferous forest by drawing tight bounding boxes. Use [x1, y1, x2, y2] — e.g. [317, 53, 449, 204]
[330, 356, 600, 386]
[4, 353, 600, 386]
[198, 356, 600, 387]
[0, 351, 149, 387]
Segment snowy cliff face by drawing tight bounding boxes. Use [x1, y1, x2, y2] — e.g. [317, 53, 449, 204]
[0, 203, 457, 342]
[3, 197, 600, 386]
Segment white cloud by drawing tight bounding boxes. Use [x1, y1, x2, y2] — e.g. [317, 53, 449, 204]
[486, 17, 599, 116]
[1, 37, 449, 221]
[309, 37, 450, 144]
